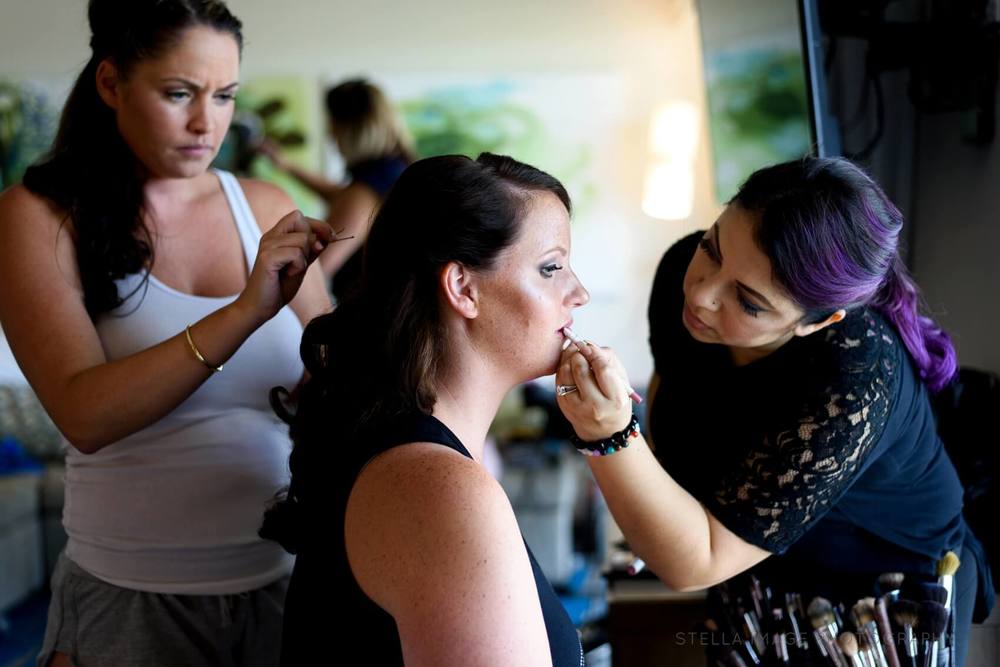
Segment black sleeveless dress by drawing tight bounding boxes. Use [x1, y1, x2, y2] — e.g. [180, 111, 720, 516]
[280, 412, 583, 666]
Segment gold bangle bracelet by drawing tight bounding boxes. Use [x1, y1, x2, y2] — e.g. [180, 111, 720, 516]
[185, 324, 223, 373]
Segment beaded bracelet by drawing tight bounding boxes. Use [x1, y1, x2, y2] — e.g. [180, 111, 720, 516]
[571, 413, 640, 457]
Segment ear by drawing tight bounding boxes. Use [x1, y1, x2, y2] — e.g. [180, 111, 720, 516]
[439, 261, 479, 319]
[95, 59, 123, 110]
[793, 309, 847, 338]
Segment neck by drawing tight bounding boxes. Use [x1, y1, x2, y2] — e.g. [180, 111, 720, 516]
[728, 330, 795, 366]
[431, 347, 516, 463]
[142, 171, 215, 214]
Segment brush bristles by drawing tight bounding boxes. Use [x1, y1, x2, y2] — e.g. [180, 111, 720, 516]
[890, 599, 920, 627]
[853, 599, 875, 626]
[837, 631, 859, 657]
[918, 582, 948, 606]
[807, 596, 833, 618]
[808, 609, 836, 630]
[879, 572, 904, 589]
[936, 551, 960, 577]
[918, 600, 949, 639]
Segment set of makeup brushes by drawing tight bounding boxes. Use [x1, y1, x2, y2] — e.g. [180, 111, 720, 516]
[703, 552, 961, 667]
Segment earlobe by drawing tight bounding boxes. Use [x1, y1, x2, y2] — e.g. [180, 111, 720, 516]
[439, 261, 479, 319]
[95, 59, 121, 109]
[793, 308, 848, 338]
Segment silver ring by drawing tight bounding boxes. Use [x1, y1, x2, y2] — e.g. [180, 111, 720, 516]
[556, 384, 578, 397]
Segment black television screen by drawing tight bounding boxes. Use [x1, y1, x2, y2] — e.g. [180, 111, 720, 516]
[697, 0, 840, 202]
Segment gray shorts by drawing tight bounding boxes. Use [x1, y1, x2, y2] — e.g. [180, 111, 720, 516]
[38, 553, 288, 667]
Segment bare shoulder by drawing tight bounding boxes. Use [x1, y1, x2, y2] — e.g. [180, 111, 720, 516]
[345, 442, 551, 664]
[0, 184, 66, 230]
[345, 442, 517, 607]
[236, 177, 297, 234]
[346, 443, 516, 568]
[0, 184, 76, 274]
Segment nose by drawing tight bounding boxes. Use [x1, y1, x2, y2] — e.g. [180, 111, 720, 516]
[188, 96, 213, 135]
[567, 269, 590, 309]
[688, 272, 723, 312]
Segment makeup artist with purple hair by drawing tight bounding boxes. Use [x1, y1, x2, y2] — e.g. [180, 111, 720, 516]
[557, 157, 993, 666]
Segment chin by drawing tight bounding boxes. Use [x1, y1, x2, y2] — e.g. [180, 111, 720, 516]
[526, 353, 561, 383]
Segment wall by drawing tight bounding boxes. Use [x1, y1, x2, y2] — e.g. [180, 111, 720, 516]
[911, 108, 1000, 376]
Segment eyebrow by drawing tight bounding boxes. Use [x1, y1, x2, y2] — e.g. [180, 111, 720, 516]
[713, 223, 776, 311]
[738, 281, 776, 311]
[541, 245, 568, 257]
[161, 78, 239, 91]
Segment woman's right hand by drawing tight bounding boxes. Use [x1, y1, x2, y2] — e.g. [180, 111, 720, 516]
[556, 341, 634, 442]
[237, 210, 337, 325]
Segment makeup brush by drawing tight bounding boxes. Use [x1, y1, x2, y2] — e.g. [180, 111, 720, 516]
[809, 597, 847, 667]
[834, 603, 847, 635]
[858, 625, 880, 667]
[749, 575, 765, 621]
[890, 599, 920, 667]
[936, 552, 959, 610]
[809, 597, 841, 636]
[770, 608, 791, 665]
[741, 637, 762, 666]
[735, 602, 762, 667]
[916, 583, 948, 607]
[838, 632, 866, 667]
[785, 592, 809, 656]
[936, 552, 960, 667]
[917, 600, 948, 667]
[874, 596, 902, 667]
[854, 598, 889, 667]
[561, 326, 643, 404]
[743, 610, 766, 658]
[879, 573, 905, 602]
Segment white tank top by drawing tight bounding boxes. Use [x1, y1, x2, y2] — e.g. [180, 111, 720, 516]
[63, 171, 302, 595]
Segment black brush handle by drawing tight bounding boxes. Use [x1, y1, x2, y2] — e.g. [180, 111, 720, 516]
[946, 607, 955, 667]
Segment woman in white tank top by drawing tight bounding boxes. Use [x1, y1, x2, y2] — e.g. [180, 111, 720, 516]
[0, 1, 335, 665]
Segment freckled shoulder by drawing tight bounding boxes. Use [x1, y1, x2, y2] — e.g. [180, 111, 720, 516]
[345, 441, 526, 607]
[343, 442, 551, 664]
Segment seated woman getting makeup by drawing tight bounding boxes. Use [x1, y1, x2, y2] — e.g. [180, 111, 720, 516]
[556, 157, 992, 667]
[261, 153, 590, 666]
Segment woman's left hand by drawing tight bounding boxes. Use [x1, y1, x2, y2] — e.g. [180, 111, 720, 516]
[556, 341, 633, 441]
